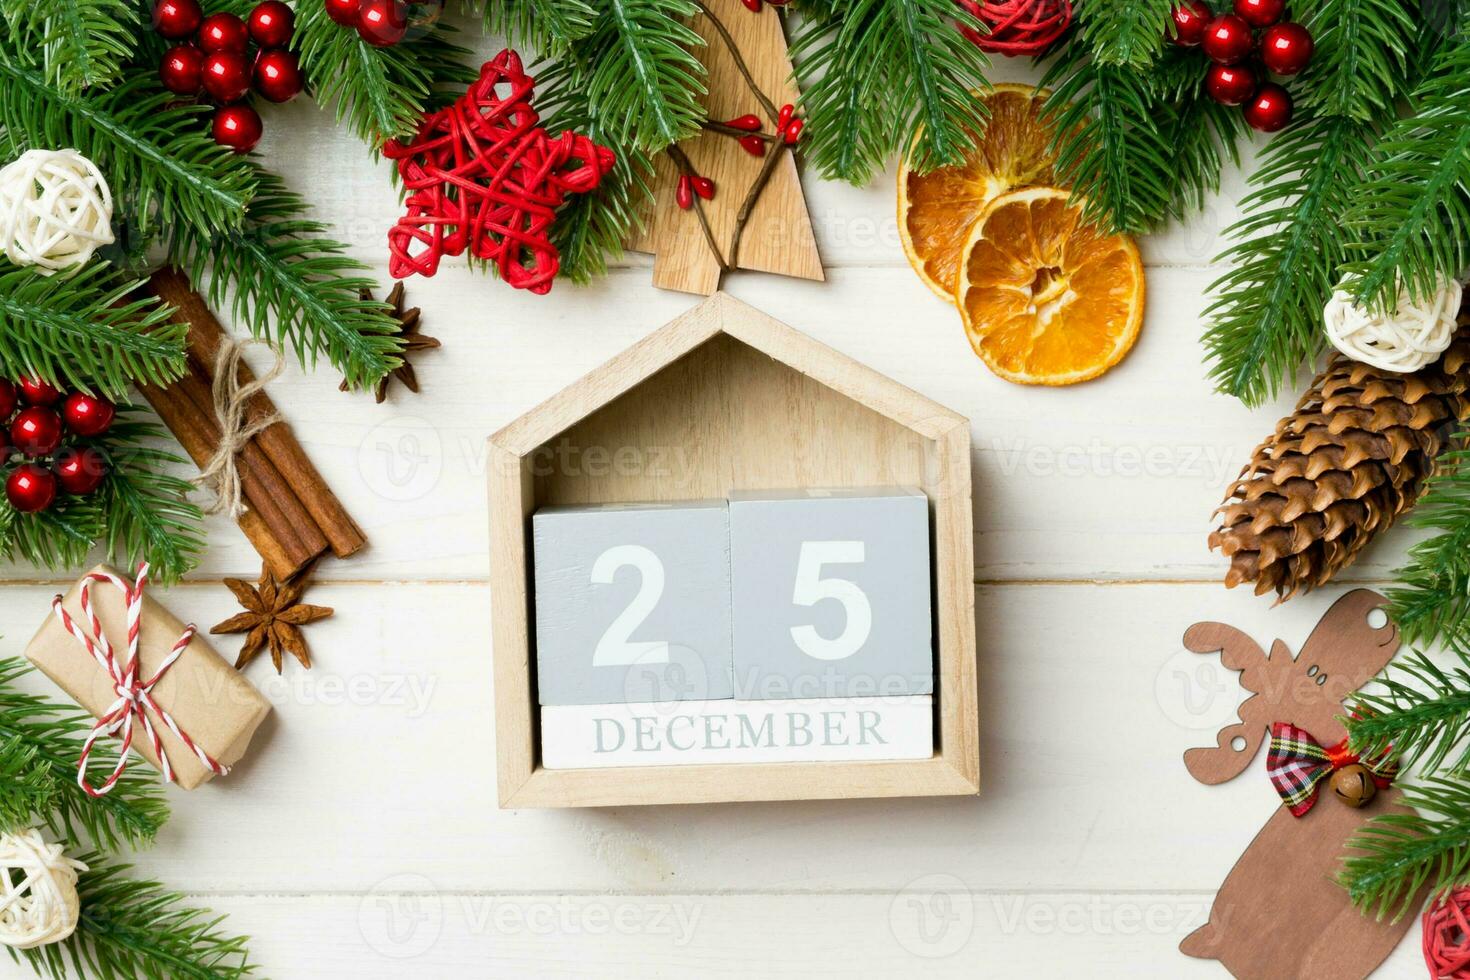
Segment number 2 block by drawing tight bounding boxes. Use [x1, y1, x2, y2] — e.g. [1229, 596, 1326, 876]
[728, 488, 933, 700]
[532, 501, 734, 705]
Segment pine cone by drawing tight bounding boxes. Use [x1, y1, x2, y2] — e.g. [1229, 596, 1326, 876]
[1211, 310, 1470, 599]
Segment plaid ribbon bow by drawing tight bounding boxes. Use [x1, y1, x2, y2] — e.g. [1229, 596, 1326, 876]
[1266, 721, 1396, 817]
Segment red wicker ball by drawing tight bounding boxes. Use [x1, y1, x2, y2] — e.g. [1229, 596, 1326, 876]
[958, 0, 1073, 57]
[1426, 889, 1470, 979]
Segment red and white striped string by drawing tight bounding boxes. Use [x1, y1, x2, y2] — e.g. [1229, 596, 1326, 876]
[49, 563, 226, 797]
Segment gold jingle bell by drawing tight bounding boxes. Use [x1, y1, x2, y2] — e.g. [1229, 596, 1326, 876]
[1331, 763, 1377, 808]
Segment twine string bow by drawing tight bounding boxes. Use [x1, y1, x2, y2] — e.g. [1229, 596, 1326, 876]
[194, 336, 283, 517]
[50, 563, 226, 798]
[1266, 721, 1396, 817]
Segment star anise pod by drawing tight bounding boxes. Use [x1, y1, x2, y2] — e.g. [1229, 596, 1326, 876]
[212, 563, 334, 672]
[340, 282, 439, 403]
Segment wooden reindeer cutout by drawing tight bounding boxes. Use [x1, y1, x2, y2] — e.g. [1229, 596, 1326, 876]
[1179, 590, 1418, 980]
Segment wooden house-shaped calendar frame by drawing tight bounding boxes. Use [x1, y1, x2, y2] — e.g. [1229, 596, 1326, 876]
[487, 293, 977, 807]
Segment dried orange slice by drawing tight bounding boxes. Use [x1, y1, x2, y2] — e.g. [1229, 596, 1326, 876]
[956, 187, 1144, 386]
[898, 84, 1058, 301]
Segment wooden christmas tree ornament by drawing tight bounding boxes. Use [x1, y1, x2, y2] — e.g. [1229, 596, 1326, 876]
[1178, 590, 1419, 979]
[627, 0, 823, 295]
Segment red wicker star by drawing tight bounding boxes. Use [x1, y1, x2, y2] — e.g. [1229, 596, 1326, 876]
[382, 50, 616, 294]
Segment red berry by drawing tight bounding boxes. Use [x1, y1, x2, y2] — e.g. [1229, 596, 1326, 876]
[783, 118, 803, 143]
[1244, 82, 1294, 132]
[1170, 1, 1213, 46]
[254, 48, 304, 103]
[324, 0, 362, 26]
[1205, 62, 1259, 106]
[1202, 14, 1255, 64]
[61, 392, 116, 438]
[17, 378, 62, 407]
[738, 134, 766, 157]
[152, 0, 203, 39]
[202, 50, 252, 103]
[691, 176, 715, 200]
[676, 175, 693, 210]
[1261, 22, 1315, 75]
[198, 12, 250, 53]
[0, 381, 17, 421]
[159, 44, 205, 95]
[777, 103, 794, 130]
[54, 447, 108, 496]
[11, 407, 63, 457]
[741, 0, 760, 9]
[1234, 0, 1286, 27]
[723, 113, 762, 131]
[7, 464, 56, 513]
[248, 0, 295, 46]
[213, 104, 264, 152]
[357, 0, 408, 46]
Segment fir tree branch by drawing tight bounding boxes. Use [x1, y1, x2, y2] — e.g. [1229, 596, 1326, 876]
[0, 735, 57, 836]
[537, 59, 655, 282]
[0, 262, 187, 400]
[1203, 113, 1377, 404]
[577, 0, 706, 152]
[0, 658, 169, 853]
[1388, 444, 1470, 649]
[0, 55, 256, 237]
[792, 0, 991, 183]
[1298, 0, 1417, 121]
[1341, 37, 1470, 312]
[1076, 0, 1172, 69]
[466, 0, 597, 55]
[97, 416, 207, 585]
[1339, 775, 1470, 921]
[294, 1, 478, 144]
[168, 172, 404, 390]
[1041, 44, 1174, 234]
[1347, 642, 1470, 775]
[2, 494, 106, 579]
[0, 0, 140, 92]
[1154, 47, 1246, 223]
[18, 857, 256, 979]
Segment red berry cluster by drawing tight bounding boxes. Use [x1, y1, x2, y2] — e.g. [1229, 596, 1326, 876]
[0, 379, 116, 515]
[1171, 0, 1314, 133]
[153, 0, 304, 153]
[323, 0, 442, 48]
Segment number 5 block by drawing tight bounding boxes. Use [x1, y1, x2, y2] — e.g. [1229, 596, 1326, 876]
[532, 501, 734, 706]
[728, 488, 933, 700]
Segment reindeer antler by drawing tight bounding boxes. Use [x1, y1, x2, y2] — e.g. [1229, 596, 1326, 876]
[1181, 622, 1288, 785]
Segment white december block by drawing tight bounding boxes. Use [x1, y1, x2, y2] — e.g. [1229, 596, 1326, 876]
[540, 696, 933, 769]
[532, 500, 734, 705]
[728, 487, 933, 699]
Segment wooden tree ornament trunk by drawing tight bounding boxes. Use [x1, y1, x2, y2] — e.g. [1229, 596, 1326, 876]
[627, 0, 823, 295]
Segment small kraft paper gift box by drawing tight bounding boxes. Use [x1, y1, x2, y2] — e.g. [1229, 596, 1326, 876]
[24, 564, 271, 791]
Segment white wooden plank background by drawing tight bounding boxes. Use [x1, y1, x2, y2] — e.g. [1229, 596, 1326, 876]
[0, 24, 1431, 979]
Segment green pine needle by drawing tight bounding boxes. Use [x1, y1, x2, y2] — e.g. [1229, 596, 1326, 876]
[1339, 775, 1470, 921]
[1347, 642, 1470, 775]
[466, 0, 597, 55]
[0, 658, 169, 853]
[1341, 37, 1470, 312]
[793, 0, 991, 183]
[0, 262, 187, 400]
[577, 0, 706, 153]
[169, 172, 404, 390]
[295, 1, 478, 144]
[0, 735, 57, 836]
[96, 416, 207, 585]
[0, 0, 140, 92]
[1388, 443, 1470, 650]
[17, 857, 256, 979]
[1203, 112, 1376, 404]
[1075, 0, 1172, 69]
[1297, 0, 1416, 121]
[0, 56, 256, 238]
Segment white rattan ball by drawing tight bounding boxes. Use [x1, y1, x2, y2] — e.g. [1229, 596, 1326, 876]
[1324, 277, 1462, 374]
[0, 148, 115, 274]
[0, 830, 87, 950]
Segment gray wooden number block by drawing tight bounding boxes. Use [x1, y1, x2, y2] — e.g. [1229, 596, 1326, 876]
[729, 488, 932, 700]
[532, 501, 734, 705]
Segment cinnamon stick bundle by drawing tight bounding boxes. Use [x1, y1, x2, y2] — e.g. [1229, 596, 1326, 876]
[139, 268, 367, 579]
